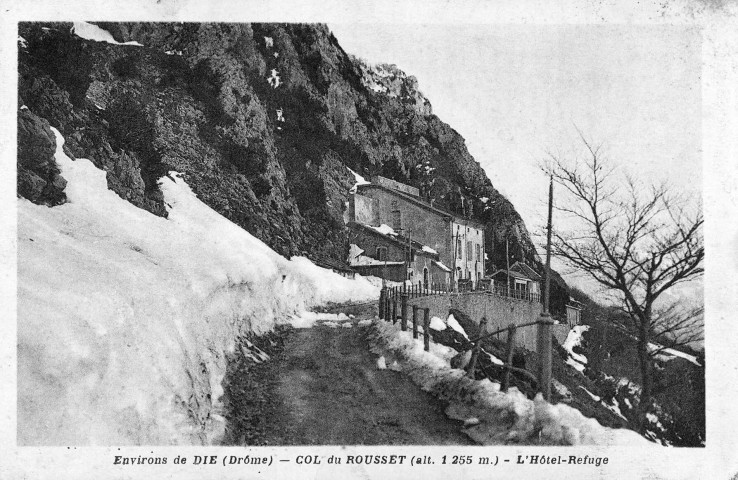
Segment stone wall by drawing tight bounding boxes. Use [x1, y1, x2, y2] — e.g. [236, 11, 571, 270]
[407, 292, 570, 351]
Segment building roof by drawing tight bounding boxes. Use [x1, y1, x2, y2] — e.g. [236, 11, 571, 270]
[511, 261, 542, 281]
[490, 261, 542, 282]
[433, 260, 452, 272]
[347, 222, 440, 259]
[355, 183, 486, 230]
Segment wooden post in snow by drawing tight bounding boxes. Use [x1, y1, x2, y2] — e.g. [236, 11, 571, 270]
[466, 316, 488, 379]
[412, 305, 419, 339]
[401, 293, 408, 331]
[423, 308, 431, 352]
[502, 323, 517, 392]
[379, 287, 386, 320]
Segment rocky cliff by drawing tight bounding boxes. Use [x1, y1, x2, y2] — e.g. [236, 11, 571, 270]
[17, 22, 548, 279]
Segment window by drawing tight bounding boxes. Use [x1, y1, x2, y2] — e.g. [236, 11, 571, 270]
[392, 210, 402, 231]
[475, 244, 481, 262]
[376, 247, 387, 261]
[466, 241, 472, 261]
[456, 238, 462, 259]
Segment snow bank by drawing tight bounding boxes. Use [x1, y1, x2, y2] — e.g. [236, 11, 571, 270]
[71, 22, 143, 46]
[368, 320, 649, 446]
[17, 129, 378, 445]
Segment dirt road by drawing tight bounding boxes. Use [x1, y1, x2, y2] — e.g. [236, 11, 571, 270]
[223, 307, 473, 445]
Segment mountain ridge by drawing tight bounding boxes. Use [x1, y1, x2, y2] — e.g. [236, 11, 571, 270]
[17, 21, 562, 299]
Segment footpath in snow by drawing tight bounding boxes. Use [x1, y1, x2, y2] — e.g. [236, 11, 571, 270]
[224, 304, 472, 445]
[17, 128, 379, 445]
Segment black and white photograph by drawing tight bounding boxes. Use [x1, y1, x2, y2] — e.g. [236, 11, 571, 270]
[2, 1, 737, 479]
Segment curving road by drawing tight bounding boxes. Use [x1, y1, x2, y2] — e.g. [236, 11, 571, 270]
[223, 306, 473, 446]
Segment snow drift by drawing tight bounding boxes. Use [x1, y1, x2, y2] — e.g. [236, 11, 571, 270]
[368, 320, 649, 446]
[17, 129, 378, 445]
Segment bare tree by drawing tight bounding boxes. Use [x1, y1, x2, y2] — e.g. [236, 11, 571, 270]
[545, 130, 703, 421]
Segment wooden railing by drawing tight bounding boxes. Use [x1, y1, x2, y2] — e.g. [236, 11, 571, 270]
[379, 282, 541, 303]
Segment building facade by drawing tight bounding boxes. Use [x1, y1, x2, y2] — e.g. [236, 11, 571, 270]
[348, 176, 485, 286]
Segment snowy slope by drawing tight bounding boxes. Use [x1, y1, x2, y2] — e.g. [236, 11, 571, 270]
[17, 129, 378, 445]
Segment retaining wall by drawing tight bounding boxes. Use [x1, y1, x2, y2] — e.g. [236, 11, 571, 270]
[406, 292, 570, 351]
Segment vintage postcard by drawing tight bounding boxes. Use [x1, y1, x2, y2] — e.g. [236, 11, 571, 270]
[1, 0, 737, 478]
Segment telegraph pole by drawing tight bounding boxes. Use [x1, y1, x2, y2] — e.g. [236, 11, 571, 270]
[537, 175, 554, 401]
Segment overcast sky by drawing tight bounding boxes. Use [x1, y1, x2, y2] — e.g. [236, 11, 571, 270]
[329, 23, 703, 295]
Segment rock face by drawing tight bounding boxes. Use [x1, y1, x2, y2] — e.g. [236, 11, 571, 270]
[17, 107, 67, 206]
[17, 22, 548, 277]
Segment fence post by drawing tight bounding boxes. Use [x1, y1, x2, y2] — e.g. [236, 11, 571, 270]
[384, 289, 392, 321]
[392, 293, 398, 325]
[423, 308, 430, 351]
[466, 316, 488, 379]
[412, 305, 419, 339]
[379, 287, 386, 320]
[401, 293, 408, 331]
[502, 323, 517, 392]
[537, 313, 553, 400]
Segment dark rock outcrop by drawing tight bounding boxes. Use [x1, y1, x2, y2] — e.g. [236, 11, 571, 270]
[17, 106, 66, 206]
[17, 22, 555, 285]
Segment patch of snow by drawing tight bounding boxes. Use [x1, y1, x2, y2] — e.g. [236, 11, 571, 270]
[17, 128, 378, 445]
[649, 343, 701, 366]
[566, 357, 586, 373]
[368, 321, 650, 446]
[481, 349, 504, 366]
[341, 323, 353, 329]
[552, 379, 571, 399]
[578, 386, 601, 402]
[369, 224, 397, 236]
[446, 314, 469, 340]
[646, 413, 666, 432]
[358, 319, 373, 327]
[376, 355, 387, 369]
[464, 417, 480, 427]
[389, 360, 402, 371]
[479, 197, 489, 203]
[563, 325, 589, 372]
[267, 69, 281, 88]
[429, 316, 447, 331]
[264, 36, 273, 48]
[347, 168, 370, 193]
[20, 105, 28, 111]
[602, 398, 628, 421]
[18, 35, 28, 48]
[71, 22, 143, 46]
[289, 311, 350, 329]
[421, 245, 438, 255]
[350, 254, 404, 267]
[433, 260, 451, 272]
[165, 50, 183, 56]
[321, 321, 340, 328]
